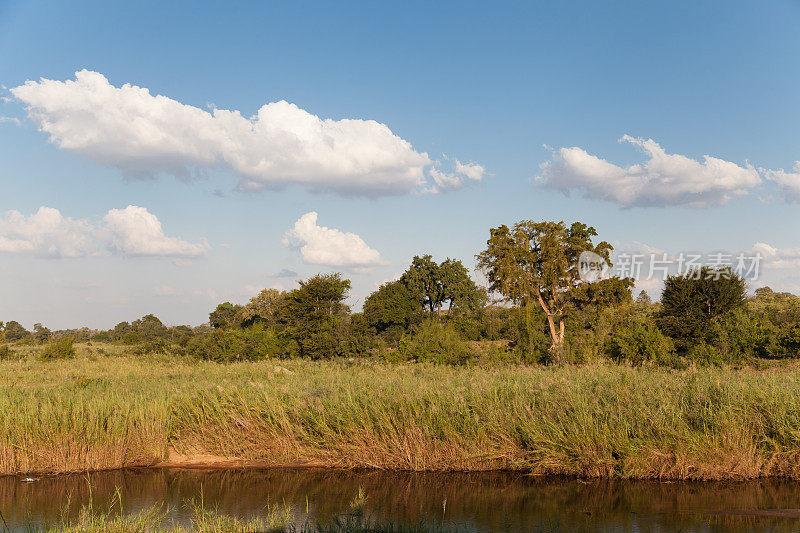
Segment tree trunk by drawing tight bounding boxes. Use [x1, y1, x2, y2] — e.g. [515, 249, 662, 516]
[536, 291, 564, 362]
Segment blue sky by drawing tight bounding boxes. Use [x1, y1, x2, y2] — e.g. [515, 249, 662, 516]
[0, 0, 798, 329]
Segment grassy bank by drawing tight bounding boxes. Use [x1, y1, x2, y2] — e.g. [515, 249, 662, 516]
[3, 343, 800, 479]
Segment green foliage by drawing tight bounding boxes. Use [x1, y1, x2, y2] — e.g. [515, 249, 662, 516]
[606, 320, 677, 366]
[279, 273, 351, 359]
[396, 320, 476, 365]
[33, 323, 51, 343]
[659, 267, 747, 352]
[0, 345, 13, 360]
[239, 288, 285, 328]
[131, 314, 168, 341]
[3, 320, 30, 342]
[209, 302, 243, 329]
[401, 255, 485, 316]
[779, 324, 800, 358]
[476, 219, 613, 360]
[121, 331, 140, 345]
[686, 342, 726, 367]
[40, 337, 76, 361]
[338, 312, 375, 358]
[363, 280, 421, 337]
[188, 325, 283, 362]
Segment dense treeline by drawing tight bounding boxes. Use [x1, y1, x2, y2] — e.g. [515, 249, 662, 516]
[3, 219, 800, 366]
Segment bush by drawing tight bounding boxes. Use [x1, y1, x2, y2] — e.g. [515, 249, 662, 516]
[449, 315, 483, 341]
[708, 309, 776, 361]
[40, 337, 76, 361]
[779, 324, 800, 358]
[396, 321, 476, 365]
[131, 339, 172, 356]
[606, 321, 677, 366]
[686, 342, 726, 367]
[0, 345, 13, 360]
[187, 326, 283, 362]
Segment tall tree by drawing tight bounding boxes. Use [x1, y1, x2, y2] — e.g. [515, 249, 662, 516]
[240, 288, 286, 328]
[476, 220, 612, 359]
[279, 273, 351, 358]
[33, 323, 52, 343]
[401, 255, 483, 317]
[3, 321, 30, 342]
[658, 267, 746, 352]
[209, 303, 243, 329]
[363, 280, 421, 334]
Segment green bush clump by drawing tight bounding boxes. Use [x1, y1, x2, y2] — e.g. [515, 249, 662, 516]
[606, 320, 677, 366]
[187, 326, 283, 362]
[396, 320, 476, 365]
[40, 337, 76, 361]
[131, 339, 172, 356]
[0, 345, 13, 360]
[686, 342, 726, 367]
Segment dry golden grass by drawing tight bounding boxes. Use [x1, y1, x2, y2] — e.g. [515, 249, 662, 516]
[3, 342, 800, 479]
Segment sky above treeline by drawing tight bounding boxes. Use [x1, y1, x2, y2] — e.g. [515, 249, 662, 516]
[1, 0, 799, 329]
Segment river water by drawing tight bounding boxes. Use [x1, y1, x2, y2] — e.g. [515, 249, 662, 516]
[3, 468, 800, 532]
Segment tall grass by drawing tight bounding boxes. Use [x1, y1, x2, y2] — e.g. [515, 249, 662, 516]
[3, 343, 800, 479]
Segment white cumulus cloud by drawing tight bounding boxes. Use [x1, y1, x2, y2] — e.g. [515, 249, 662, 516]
[536, 135, 761, 208]
[762, 162, 800, 202]
[11, 70, 482, 196]
[0, 207, 93, 258]
[0, 205, 207, 258]
[283, 211, 386, 268]
[102, 205, 208, 257]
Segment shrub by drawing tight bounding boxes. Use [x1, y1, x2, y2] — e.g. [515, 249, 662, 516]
[449, 315, 483, 341]
[131, 339, 172, 356]
[40, 337, 76, 361]
[708, 309, 776, 361]
[779, 324, 800, 358]
[396, 320, 476, 365]
[187, 326, 283, 362]
[121, 331, 140, 345]
[0, 345, 13, 360]
[686, 342, 726, 367]
[606, 320, 677, 366]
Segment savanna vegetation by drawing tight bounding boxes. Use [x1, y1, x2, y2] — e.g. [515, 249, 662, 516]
[3, 219, 800, 480]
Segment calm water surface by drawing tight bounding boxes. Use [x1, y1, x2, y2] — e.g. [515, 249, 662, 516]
[3, 468, 800, 532]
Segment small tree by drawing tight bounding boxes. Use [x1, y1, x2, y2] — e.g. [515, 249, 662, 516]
[132, 314, 168, 340]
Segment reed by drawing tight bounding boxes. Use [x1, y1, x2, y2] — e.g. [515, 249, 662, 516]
[3, 343, 800, 479]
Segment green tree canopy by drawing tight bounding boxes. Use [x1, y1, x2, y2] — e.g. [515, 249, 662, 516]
[279, 273, 351, 359]
[476, 220, 613, 359]
[3, 321, 30, 342]
[363, 280, 421, 334]
[658, 267, 747, 352]
[33, 323, 52, 343]
[209, 302, 243, 329]
[401, 255, 484, 317]
[240, 288, 286, 328]
[132, 314, 168, 341]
